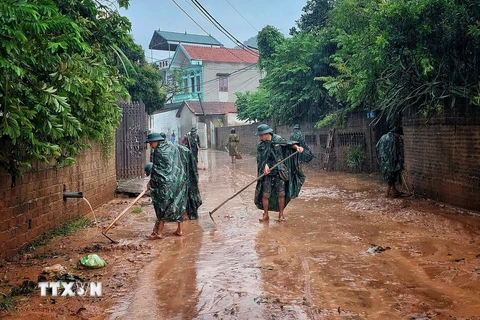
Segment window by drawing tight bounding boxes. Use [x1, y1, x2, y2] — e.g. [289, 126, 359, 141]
[191, 77, 195, 93]
[219, 76, 228, 92]
[196, 75, 201, 92]
[183, 78, 188, 93]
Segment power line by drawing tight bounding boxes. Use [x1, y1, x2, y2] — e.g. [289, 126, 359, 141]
[171, 0, 210, 35]
[201, 72, 260, 96]
[224, 0, 258, 32]
[201, 63, 257, 86]
[191, 0, 259, 57]
[171, 0, 257, 64]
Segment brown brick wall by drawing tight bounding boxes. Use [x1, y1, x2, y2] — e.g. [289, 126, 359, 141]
[403, 106, 480, 211]
[0, 144, 116, 259]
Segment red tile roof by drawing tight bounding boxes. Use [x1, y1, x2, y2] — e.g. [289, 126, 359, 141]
[176, 101, 237, 117]
[182, 45, 258, 64]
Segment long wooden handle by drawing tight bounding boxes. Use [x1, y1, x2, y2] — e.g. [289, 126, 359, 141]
[208, 151, 299, 218]
[103, 189, 147, 234]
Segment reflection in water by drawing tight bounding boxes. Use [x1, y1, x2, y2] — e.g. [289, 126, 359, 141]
[106, 150, 480, 319]
[194, 150, 266, 319]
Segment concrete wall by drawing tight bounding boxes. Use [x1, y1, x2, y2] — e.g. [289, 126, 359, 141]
[203, 62, 262, 103]
[214, 112, 381, 172]
[403, 105, 480, 211]
[0, 144, 116, 259]
[151, 109, 182, 138]
[178, 108, 196, 143]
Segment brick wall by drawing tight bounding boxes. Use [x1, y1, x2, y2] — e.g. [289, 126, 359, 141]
[0, 144, 116, 259]
[403, 105, 480, 211]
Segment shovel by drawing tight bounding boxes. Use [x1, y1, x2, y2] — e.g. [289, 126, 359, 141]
[102, 189, 147, 243]
[208, 151, 299, 224]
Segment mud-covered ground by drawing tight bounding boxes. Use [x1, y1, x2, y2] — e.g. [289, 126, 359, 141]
[1, 149, 480, 320]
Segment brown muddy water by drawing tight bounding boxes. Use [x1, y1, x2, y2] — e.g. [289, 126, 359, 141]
[1, 149, 480, 320]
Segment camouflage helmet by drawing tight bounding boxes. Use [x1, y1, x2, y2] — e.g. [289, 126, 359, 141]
[145, 132, 165, 142]
[256, 124, 273, 135]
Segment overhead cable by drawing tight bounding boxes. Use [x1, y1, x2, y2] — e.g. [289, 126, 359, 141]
[191, 0, 259, 57]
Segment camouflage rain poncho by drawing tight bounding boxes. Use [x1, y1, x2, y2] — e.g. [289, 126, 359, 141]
[376, 132, 403, 183]
[187, 134, 200, 163]
[254, 134, 306, 212]
[289, 130, 313, 163]
[150, 141, 202, 222]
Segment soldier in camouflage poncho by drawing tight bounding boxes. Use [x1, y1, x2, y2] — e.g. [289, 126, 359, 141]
[187, 128, 201, 163]
[289, 124, 314, 164]
[376, 127, 404, 198]
[145, 132, 202, 239]
[255, 124, 306, 222]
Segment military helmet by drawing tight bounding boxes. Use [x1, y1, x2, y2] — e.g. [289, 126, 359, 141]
[256, 124, 273, 135]
[145, 132, 165, 142]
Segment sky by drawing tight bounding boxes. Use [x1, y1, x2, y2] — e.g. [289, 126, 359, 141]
[119, 0, 307, 63]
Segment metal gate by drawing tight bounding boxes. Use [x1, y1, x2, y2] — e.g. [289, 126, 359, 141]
[115, 101, 147, 179]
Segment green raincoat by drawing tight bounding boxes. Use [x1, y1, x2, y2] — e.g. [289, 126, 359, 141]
[150, 141, 202, 222]
[289, 130, 313, 163]
[187, 134, 200, 163]
[376, 132, 403, 183]
[254, 134, 306, 211]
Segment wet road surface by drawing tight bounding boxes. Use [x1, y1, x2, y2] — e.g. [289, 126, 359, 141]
[113, 149, 480, 320]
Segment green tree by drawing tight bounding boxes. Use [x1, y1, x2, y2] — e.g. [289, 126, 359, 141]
[244, 3, 338, 126]
[322, 0, 480, 125]
[0, 0, 132, 175]
[120, 40, 166, 115]
[261, 31, 333, 125]
[235, 89, 271, 122]
[257, 25, 285, 72]
[293, 0, 335, 33]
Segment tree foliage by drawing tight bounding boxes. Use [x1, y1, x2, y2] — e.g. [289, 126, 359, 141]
[235, 89, 271, 122]
[256, 25, 285, 72]
[239, 2, 336, 126]
[244, 0, 480, 129]
[322, 0, 480, 124]
[0, 0, 163, 175]
[261, 31, 336, 125]
[120, 40, 166, 115]
[292, 0, 335, 33]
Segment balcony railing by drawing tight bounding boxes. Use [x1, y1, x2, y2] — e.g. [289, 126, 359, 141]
[172, 92, 201, 103]
[158, 58, 172, 70]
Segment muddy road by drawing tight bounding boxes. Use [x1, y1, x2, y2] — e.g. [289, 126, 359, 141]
[2, 149, 480, 320]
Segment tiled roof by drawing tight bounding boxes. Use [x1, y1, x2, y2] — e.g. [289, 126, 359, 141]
[182, 45, 258, 64]
[176, 101, 237, 117]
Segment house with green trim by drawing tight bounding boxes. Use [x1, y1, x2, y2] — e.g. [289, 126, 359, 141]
[148, 30, 261, 146]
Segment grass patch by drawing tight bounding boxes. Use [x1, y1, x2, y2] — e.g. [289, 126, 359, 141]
[0, 293, 16, 312]
[131, 207, 142, 214]
[21, 215, 91, 253]
[346, 146, 367, 173]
